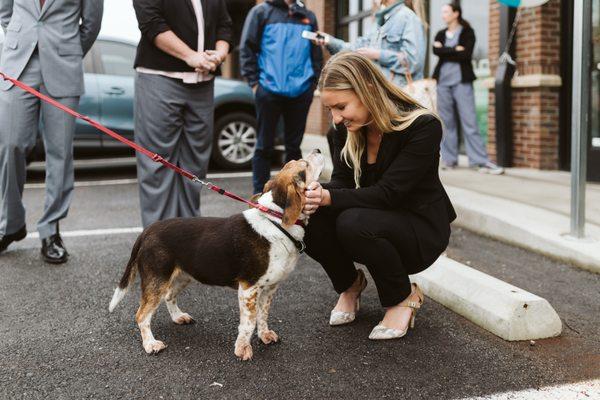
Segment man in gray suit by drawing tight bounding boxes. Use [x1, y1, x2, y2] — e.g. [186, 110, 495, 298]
[0, 0, 103, 263]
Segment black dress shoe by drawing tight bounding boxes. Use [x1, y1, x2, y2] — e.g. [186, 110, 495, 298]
[41, 234, 69, 264]
[0, 225, 27, 253]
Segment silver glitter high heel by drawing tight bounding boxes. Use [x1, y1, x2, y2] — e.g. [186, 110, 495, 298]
[369, 283, 424, 340]
[329, 269, 367, 326]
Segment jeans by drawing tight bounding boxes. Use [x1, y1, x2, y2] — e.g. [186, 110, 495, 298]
[252, 84, 314, 194]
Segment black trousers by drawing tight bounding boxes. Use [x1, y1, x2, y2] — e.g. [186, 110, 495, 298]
[304, 207, 426, 307]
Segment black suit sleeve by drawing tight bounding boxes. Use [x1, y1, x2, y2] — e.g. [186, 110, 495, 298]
[216, 0, 234, 49]
[133, 0, 171, 43]
[328, 116, 442, 209]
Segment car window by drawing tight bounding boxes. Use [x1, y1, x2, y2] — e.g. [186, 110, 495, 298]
[96, 41, 136, 78]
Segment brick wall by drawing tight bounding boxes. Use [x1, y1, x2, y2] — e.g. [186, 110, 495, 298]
[304, 0, 336, 136]
[487, 0, 562, 169]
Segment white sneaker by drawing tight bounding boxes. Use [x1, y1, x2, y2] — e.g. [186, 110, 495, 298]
[477, 162, 505, 175]
[441, 163, 457, 171]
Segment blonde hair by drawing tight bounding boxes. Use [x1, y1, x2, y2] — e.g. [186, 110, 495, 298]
[318, 52, 437, 188]
[405, 0, 428, 29]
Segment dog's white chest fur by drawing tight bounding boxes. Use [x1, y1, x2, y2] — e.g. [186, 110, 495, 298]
[263, 241, 300, 284]
[242, 195, 304, 286]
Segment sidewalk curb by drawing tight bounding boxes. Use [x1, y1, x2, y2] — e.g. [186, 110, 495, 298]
[413, 256, 563, 341]
[446, 186, 600, 274]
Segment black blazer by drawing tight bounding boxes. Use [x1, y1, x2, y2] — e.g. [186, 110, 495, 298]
[324, 114, 457, 266]
[132, 0, 233, 73]
[432, 26, 477, 83]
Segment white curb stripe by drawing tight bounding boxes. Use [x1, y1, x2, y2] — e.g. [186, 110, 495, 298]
[460, 379, 600, 400]
[26, 227, 143, 239]
[24, 170, 262, 189]
[24, 179, 139, 189]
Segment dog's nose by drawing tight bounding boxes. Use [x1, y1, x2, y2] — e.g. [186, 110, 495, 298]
[313, 149, 321, 154]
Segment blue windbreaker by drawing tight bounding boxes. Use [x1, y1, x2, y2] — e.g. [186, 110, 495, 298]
[239, 0, 323, 98]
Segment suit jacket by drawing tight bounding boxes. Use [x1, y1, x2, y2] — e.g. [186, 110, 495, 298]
[324, 114, 457, 266]
[0, 0, 103, 97]
[133, 0, 233, 73]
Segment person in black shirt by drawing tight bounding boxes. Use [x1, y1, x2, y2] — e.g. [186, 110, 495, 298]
[303, 52, 456, 340]
[432, 3, 503, 174]
[132, 0, 233, 227]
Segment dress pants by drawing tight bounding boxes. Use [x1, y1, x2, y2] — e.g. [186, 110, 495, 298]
[134, 73, 214, 228]
[437, 82, 489, 167]
[304, 206, 425, 307]
[0, 52, 78, 239]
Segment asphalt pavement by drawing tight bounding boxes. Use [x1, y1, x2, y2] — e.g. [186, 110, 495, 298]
[1, 175, 599, 399]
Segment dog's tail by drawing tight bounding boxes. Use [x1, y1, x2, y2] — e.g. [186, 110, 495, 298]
[109, 233, 143, 312]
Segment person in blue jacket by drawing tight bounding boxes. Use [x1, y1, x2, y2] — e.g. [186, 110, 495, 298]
[240, 0, 323, 194]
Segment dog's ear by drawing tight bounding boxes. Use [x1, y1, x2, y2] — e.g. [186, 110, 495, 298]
[248, 192, 262, 205]
[248, 180, 274, 208]
[262, 179, 275, 194]
[281, 171, 306, 227]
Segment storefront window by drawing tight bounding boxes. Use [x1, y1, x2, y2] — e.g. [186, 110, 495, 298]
[337, 0, 374, 42]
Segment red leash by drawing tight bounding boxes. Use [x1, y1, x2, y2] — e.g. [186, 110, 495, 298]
[0, 72, 302, 226]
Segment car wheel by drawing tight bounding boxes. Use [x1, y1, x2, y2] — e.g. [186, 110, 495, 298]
[211, 112, 257, 170]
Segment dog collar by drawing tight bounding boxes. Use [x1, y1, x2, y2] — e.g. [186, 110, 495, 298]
[268, 220, 306, 254]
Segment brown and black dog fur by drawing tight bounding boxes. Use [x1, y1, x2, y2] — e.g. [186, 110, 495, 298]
[109, 151, 324, 360]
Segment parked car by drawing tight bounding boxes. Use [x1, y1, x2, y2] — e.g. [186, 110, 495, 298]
[0, 36, 261, 169]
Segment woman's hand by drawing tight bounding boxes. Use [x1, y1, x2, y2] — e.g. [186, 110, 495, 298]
[303, 181, 331, 215]
[455, 45, 465, 51]
[314, 31, 331, 47]
[433, 41, 443, 48]
[356, 47, 381, 60]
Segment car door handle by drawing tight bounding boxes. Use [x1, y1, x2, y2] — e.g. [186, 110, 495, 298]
[105, 87, 125, 96]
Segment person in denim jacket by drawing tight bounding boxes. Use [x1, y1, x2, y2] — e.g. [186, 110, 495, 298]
[317, 0, 427, 87]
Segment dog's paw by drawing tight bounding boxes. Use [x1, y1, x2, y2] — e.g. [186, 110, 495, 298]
[259, 330, 279, 345]
[234, 342, 253, 361]
[143, 340, 167, 355]
[172, 313, 195, 325]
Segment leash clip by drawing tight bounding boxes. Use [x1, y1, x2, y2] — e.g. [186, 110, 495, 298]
[192, 177, 212, 188]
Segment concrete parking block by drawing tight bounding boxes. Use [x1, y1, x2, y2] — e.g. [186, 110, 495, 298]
[412, 256, 563, 341]
[447, 186, 600, 274]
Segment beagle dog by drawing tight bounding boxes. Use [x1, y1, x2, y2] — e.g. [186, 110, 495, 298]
[108, 150, 324, 361]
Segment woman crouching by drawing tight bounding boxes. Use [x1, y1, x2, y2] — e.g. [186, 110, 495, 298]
[303, 52, 456, 339]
